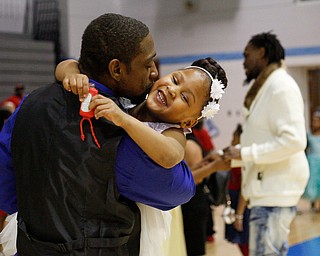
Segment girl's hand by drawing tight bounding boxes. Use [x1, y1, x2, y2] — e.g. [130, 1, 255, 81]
[63, 74, 90, 101]
[90, 95, 128, 127]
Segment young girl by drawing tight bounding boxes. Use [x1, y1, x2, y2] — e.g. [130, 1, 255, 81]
[303, 108, 320, 211]
[56, 57, 228, 256]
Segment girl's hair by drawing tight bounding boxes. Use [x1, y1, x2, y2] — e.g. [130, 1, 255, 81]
[191, 57, 228, 111]
[191, 57, 228, 89]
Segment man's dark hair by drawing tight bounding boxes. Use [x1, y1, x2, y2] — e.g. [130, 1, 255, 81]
[79, 13, 149, 79]
[249, 32, 285, 64]
[235, 123, 243, 136]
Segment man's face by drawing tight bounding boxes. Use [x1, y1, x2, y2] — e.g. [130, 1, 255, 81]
[243, 43, 264, 84]
[118, 33, 158, 100]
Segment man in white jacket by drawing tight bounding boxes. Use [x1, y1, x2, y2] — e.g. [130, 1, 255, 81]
[224, 32, 309, 256]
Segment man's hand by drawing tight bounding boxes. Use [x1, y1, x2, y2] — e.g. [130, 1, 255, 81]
[223, 145, 241, 161]
[195, 151, 231, 171]
[201, 151, 223, 164]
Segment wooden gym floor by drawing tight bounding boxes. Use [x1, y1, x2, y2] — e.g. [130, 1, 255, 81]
[205, 198, 320, 256]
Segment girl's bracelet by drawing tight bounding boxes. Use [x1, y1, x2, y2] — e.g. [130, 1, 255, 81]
[235, 214, 244, 220]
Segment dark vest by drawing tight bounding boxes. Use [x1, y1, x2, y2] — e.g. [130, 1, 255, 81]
[11, 83, 140, 255]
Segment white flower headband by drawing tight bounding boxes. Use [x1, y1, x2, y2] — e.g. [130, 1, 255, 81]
[184, 66, 225, 119]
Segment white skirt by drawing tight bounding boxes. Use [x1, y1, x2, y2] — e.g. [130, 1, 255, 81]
[136, 203, 172, 256]
[0, 212, 17, 256]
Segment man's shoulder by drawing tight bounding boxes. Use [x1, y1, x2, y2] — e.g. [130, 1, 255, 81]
[18, 83, 78, 118]
[270, 68, 293, 81]
[267, 68, 298, 91]
[25, 83, 74, 102]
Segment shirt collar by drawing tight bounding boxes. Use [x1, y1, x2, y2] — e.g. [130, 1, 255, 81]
[88, 78, 136, 109]
[89, 78, 114, 96]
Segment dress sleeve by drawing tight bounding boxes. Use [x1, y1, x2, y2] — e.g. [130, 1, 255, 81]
[115, 135, 196, 211]
[0, 102, 23, 214]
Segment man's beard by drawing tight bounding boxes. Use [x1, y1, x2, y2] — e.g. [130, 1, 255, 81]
[243, 78, 250, 86]
[243, 76, 253, 86]
[131, 81, 154, 104]
[243, 69, 258, 86]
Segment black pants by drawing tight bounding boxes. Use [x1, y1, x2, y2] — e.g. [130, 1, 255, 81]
[182, 185, 210, 256]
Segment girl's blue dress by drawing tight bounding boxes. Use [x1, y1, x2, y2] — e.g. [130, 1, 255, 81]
[303, 133, 320, 201]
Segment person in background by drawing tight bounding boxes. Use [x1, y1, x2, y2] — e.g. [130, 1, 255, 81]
[0, 83, 25, 113]
[303, 107, 320, 212]
[224, 124, 249, 256]
[203, 119, 220, 139]
[182, 122, 230, 255]
[192, 120, 216, 154]
[224, 32, 309, 256]
[192, 120, 216, 243]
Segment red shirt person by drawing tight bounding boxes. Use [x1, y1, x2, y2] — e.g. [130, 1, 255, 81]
[0, 84, 25, 113]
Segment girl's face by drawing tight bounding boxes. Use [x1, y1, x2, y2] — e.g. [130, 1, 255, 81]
[146, 68, 210, 128]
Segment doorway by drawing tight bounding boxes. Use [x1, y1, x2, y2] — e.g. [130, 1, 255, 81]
[308, 69, 320, 122]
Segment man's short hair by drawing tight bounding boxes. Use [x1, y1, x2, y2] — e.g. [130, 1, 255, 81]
[79, 13, 149, 79]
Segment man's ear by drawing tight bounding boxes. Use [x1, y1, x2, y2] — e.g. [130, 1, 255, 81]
[108, 59, 122, 81]
[180, 119, 198, 129]
[258, 47, 266, 59]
